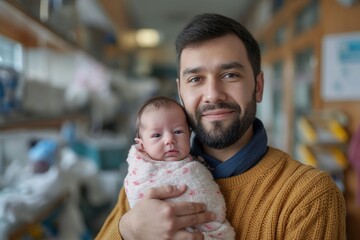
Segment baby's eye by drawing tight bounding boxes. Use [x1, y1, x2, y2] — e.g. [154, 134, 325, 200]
[174, 130, 184, 135]
[151, 133, 161, 138]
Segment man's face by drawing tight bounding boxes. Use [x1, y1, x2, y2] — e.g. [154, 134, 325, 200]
[177, 34, 264, 149]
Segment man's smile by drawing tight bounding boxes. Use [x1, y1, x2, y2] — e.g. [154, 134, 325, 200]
[201, 109, 236, 121]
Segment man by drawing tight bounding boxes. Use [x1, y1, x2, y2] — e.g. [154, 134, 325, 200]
[96, 13, 346, 240]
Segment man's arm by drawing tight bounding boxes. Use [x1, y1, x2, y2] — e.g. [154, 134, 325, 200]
[96, 185, 215, 240]
[120, 185, 216, 240]
[95, 187, 129, 240]
[284, 173, 346, 240]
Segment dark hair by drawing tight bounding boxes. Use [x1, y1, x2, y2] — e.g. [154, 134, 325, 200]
[135, 96, 189, 138]
[175, 13, 261, 78]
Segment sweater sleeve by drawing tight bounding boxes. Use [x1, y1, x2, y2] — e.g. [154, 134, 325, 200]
[284, 172, 346, 240]
[95, 187, 129, 240]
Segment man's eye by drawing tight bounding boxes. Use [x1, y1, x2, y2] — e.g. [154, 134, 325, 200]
[188, 76, 201, 83]
[224, 73, 239, 79]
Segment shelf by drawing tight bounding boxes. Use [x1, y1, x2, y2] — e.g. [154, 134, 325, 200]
[0, 114, 88, 131]
[0, 0, 77, 51]
[0, 0, 110, 65]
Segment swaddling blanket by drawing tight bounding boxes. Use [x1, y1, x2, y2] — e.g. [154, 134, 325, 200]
[124, 145, 235, 239]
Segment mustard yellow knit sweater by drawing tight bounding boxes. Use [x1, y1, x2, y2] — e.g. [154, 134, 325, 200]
[96, 147, 346, 240]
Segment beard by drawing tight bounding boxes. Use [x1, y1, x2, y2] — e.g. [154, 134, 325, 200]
[188, 93, 257, 149]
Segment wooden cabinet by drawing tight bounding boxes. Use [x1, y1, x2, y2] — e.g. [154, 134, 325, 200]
[243, 0, 360, 238]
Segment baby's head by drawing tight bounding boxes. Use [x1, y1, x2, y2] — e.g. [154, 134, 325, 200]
[135, 96, 191, 161]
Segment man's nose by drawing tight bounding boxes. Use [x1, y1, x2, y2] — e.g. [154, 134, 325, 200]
[204, 78, 226, 103]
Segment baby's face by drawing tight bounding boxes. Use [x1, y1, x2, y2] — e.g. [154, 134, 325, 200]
[138, 104, 191, 161]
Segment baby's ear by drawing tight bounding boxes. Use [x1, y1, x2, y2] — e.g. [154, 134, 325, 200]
[134, 138, 145, 151]
[134, 138, 143, 145]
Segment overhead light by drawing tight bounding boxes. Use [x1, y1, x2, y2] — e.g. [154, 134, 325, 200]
[135, 29, 160, 48]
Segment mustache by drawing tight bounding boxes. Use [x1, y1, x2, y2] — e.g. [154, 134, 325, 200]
[196, 102, 240, 117]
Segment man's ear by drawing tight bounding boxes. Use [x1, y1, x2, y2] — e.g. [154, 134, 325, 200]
[176, 78, 184, 106]
[255, 71, 264, 103]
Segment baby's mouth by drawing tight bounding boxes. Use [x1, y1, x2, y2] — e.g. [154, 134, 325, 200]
[166, 149, 179, 156]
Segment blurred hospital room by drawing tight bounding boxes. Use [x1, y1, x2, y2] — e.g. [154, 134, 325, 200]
[0, 0, 360, 239]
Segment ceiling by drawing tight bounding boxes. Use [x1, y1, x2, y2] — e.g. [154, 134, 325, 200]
[123, 0, 254, 47]
[97, 0, 255, 65]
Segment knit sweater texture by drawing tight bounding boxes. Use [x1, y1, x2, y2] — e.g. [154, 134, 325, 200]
[95, 147, 346, 240]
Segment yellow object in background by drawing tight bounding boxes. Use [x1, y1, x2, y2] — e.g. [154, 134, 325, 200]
[328, 119, 349, 142]
[298, 113, 349, 144]
[297, 144, 348, 172]
[299, 118, 317, 143]
[298, 144, 317, 167]
[331, 148, 348, 169]
[27, 223, 45, 239]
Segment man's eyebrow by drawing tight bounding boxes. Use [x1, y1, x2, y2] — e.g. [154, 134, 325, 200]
[220, 61, 245, 70]
[182, 62, 245, 77]
[182, 67, 202, 78]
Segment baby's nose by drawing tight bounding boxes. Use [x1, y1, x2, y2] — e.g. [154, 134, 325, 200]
[165, 134, 175, 145]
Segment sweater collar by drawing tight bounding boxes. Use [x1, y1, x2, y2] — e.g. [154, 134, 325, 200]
[191, 118, 268, 179]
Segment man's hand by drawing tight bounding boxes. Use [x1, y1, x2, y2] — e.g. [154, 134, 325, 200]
[119, 185, 215, 240]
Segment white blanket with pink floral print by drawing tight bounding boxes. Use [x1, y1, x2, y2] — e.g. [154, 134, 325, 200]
[124, 144, 235, 239]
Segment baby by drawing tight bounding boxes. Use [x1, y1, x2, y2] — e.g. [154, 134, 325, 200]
[123, 96, 235, 239]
